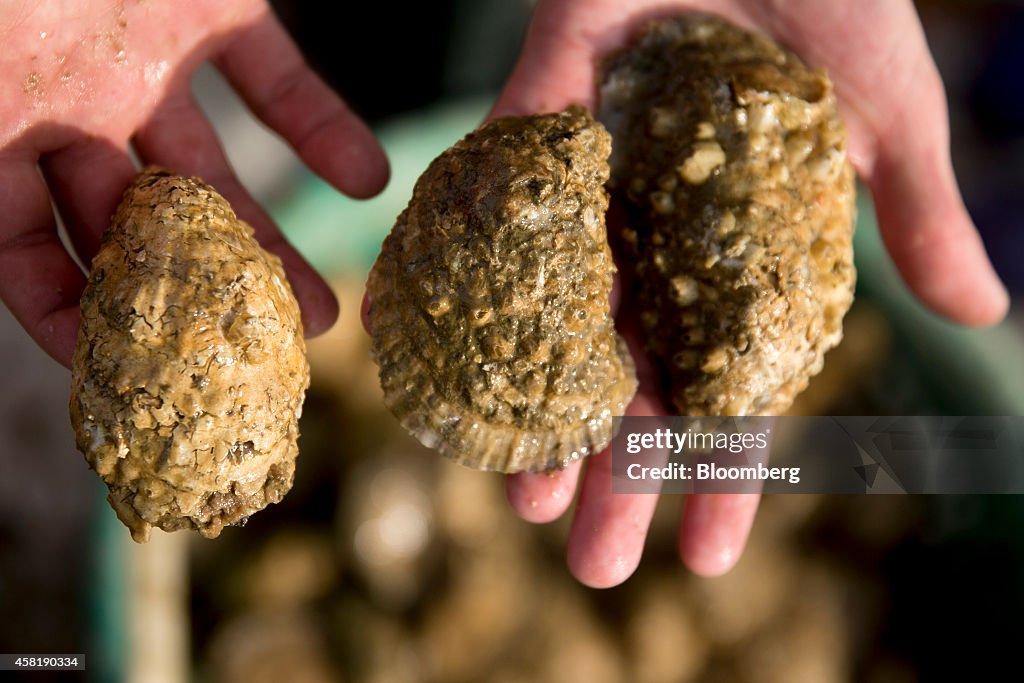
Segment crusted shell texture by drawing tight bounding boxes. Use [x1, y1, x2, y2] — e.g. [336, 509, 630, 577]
[367, 106, 637, 473]
[70, 168, 309, 542]
[601, 15, 856, 416]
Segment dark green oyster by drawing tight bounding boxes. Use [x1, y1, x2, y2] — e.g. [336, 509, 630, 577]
[367, 107, 637, 472]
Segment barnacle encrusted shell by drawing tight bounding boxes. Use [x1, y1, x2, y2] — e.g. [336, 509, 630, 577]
[70, 168, 309, 542]
[600, 15, 856, 416]
[367, 106, 637, 472]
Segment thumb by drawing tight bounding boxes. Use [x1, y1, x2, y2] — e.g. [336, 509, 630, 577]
[489, 0, 653, 120]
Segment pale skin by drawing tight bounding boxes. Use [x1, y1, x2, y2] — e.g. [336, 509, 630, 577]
[1, 1, 1008, 587]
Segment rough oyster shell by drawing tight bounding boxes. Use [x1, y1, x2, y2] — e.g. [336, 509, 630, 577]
[600, 15, 856, 416]
[70, 168, 309, 542]
[367, 106, 637, 472]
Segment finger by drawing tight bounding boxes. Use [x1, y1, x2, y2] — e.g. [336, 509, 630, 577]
[0, 159, 85, 367]
[213, 10, 389, 199]
[565, 392, 664, 589]
[38, 138, 137, 267]
[489, 0, 601, 119]
[506, 461, 582, 523]
[678, 492, 760, 577]
[558, 288, 668, 587]
[839, 36, 1007, 325]
[133, 91, 339, 337]
[867, 60, 1008, 326]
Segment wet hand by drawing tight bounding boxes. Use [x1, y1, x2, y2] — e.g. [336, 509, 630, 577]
[0, 0, 388, 366]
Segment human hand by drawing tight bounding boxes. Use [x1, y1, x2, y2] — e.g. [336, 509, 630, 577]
[0, 0, 388, 367]
[496, 0, 1009, 587]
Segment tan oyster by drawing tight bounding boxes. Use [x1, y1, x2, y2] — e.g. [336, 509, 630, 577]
[70, 168, 309, 542]
[367, 106, 637, 472]
[600, 15, 856, 416]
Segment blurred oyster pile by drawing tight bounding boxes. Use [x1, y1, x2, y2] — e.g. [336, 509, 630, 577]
[193, 280, 917, 683]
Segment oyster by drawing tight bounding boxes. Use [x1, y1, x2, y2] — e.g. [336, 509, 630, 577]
[70, 168, 309, 542]
[367, 106, 637, 472]
[600, 15, 856, 416]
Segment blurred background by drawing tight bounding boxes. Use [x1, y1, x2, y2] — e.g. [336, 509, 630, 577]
[1, 0, 1023, 681]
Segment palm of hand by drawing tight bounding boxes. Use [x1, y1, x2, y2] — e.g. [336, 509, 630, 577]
[495, 0, 1007, 587]
[3, 1, 254, 147]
